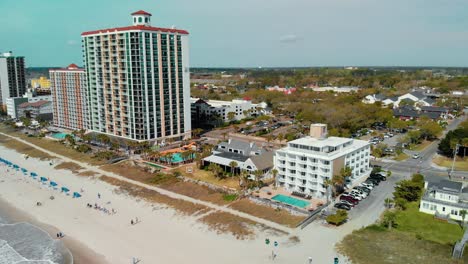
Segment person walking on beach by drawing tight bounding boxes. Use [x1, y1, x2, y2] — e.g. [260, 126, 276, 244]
[98, 193, 101, 199]
[131, 220, 134, 225]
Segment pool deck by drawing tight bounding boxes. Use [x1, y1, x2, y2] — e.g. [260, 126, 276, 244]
[254, 186, 324, 211]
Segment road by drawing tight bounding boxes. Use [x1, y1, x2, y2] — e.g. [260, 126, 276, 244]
[373, 113, 468, 183]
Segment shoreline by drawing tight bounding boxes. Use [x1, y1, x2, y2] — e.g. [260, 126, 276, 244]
[0, 194, 107, 264]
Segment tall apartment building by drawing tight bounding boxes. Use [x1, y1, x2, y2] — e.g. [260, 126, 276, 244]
[0, 52, 26, 106]
[49, 64, 87, 130]
[274, 124, 371, 200]
[81, 10, 191, 142]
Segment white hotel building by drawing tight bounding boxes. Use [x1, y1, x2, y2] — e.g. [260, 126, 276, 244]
[274, 124, 371, 199]
[81, 10, 191, 142]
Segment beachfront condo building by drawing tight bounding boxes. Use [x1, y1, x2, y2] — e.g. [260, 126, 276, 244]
[274, 124, 371, 200]
[49, 64, 88, 130]
[81, 10, 191, 143]
[0, 52, 26, 107]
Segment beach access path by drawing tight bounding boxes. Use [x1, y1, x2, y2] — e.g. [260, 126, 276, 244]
[0, 132, 293, 234]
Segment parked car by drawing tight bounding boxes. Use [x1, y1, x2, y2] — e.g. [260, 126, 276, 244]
[340, 195, 359, 205]
[334, 203, 351, 211]
[355, 186, 371, 194]
[343, 192, 362, 201]
[370, 174, 387, 181]
[412, 153, 420, 159]
[338, 199, 355, 207]
[365, 178, 380, 185]
[350, 190, 367, 199]
[360, 182, 374, 190]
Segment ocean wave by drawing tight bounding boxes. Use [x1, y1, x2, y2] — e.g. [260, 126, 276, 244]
[0, 222, 72, 264]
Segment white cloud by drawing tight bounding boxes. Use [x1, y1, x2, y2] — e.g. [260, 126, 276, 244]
[279, 34, 300, 43]
[67, 40, 78, 46]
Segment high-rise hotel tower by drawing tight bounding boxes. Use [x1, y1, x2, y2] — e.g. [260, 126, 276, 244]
[81, 10, 191, 142]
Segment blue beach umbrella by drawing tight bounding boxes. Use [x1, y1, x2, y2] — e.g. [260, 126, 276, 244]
[50, 181, 58, 187]
[61, 187, 70, 193]
[40, 177, 48, 182]
[30, 172, 37, 177]
[73, 192, 82, 198]
[21, 168, 27, 173]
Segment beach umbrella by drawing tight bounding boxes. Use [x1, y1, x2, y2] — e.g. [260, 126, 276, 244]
[40, 177, 48, 182]
[30, 172, 37, 177]
[73, 192, 82, 198]
[61, 187, 70, 192]
[21, 168, 27, 173]
[50, 181, 58, 187]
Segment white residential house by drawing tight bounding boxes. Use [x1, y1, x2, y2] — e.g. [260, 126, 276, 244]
[420, 180, 468, 222]
[274, 124, 371, 200]
[202, 138, 274, 178]
[362, 94, 386, 104]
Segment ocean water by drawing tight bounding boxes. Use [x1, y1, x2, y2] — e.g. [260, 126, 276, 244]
[0, 219, 73, 264]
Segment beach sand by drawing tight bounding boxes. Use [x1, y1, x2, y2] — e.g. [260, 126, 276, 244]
[0, 145, 291, 264]
[0, 196, 106, 264]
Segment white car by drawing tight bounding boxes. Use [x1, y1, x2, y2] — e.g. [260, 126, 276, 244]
[412, 153, 420, 159]
[344, 192, 362, 200]
[351, 190, 367, 199]
[360, 183, 374, 190]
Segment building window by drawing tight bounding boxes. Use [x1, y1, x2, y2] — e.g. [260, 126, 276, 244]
[451, 209, 458, 215]
[442, 207, 445, 212]
[138, 17, 143, 23]
[422, 203, 429, 209]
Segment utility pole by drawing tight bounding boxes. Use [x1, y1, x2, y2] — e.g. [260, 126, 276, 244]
[450, 144, 460, 179]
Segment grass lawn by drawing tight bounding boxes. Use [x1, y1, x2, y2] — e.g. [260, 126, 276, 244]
[338, 225, 468, 264]
[0, 134, 54, 160]
[173, 164, 241, 190]
[412, 140, 434, 152]
[0, 125, 105, 166]
[433, 156, 468, 171]
[229, 199, 306, 228]
[395, 202, 464, 245]
[393, 153, 409, 161]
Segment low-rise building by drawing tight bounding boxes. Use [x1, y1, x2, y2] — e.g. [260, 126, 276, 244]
[6, 88, 52, 119]
[202, 138, 274, 178]
[266, 86, 297, 95]
[420, 180, 468, 221]
[17, 100, 53, 120]
[274, 124, 371, 200]
[308, 86, 360, 93]
[191, 98, 268, 126]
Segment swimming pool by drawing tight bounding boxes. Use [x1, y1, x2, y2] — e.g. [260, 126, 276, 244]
[51, 133, 69, 140]
[271, 194, 310, 208]
[159, 153, 195, 163]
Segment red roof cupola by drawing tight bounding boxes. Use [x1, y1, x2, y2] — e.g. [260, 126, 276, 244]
[131, 10, 152, 16]
[131, 10, 152, 26]
[67, 63, 79, 69]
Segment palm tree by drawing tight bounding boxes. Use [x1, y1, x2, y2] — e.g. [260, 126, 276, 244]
[272, 168, 278, 179]
[276, 133, 284, 144]
[461, 210, 467, 224]
[382, 210, 397, 230]
[323, 178, 333, 204]
[229, 161, 238, 175]
[192, 128, 203, 138]
[253, 170, 263, 183]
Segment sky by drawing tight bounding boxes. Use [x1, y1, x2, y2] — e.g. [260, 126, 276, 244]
[1, 0, 468, 68]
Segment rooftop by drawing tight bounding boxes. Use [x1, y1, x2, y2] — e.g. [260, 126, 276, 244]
[131, 10, 152, 16]
[289, 136, 353, 148]
[82, 25, 188, 36]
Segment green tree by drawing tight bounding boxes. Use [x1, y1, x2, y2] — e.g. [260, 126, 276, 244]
[229, 161, 238, 175]
[271, 168, 278, 179]
[418, 116, 443, 140]
[394, 197, 408, 210]
[382, 210, 397, 230]
[460, 210, 467, 223]
[326, 209, 348, 226]
[227, 112, 236, 122]
[64, 134, 75, 146]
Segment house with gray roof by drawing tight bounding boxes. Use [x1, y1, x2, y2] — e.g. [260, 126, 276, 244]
[203, 138, 274, 178]
[420, 180, 468, 221]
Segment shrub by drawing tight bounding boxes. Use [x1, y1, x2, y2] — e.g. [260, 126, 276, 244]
[394, 197, 408, 210]
[76, 144, 92, 153]
[222, 194, 238, 202]
[326, 209, 348, 226]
